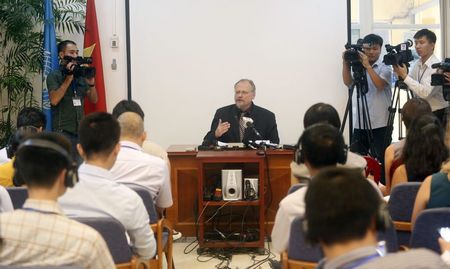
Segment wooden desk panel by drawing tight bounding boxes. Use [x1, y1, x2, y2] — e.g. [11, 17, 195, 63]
[166, 145, 293, 236]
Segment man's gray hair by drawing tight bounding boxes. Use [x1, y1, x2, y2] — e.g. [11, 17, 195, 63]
[117, 112, 144, 138]
[234, 79, 256, 92]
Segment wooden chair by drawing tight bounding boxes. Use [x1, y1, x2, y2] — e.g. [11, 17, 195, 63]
[6, 186, 28, 209]
[74, 217, 149, 269]
[387, 182, 421, 246]
[0, 265, 81, 269]
[125, 184, 174, 269]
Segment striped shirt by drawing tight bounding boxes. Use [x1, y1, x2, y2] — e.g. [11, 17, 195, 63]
[0, 199, 115, 268]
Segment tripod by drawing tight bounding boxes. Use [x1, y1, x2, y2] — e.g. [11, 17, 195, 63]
[384, 78, 413, 148]
[341, 64, 379, 160]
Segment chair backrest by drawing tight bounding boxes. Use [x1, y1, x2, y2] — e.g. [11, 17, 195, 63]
[377, 219, 399, 253]
[287, 183, 307, 195]
[6, 186, 28, 209]
[388, 182, 421, 222]
[73, 217, 133, 264]
[124, 183, 159, 224]
[287, 216, 323, 262]
[410, 208, 450, 253]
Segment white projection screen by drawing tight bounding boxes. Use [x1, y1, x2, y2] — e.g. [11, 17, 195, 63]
[129, 0, 348, 148]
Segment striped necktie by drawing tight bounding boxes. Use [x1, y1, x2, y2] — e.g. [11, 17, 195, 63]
[239, 113, 246, 141]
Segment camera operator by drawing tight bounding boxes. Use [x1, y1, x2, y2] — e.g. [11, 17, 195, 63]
[47, 40, 98, 160]
[342, 34, 393, 166]
[393, 29, 448, 126]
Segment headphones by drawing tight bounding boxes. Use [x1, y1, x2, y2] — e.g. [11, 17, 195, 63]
[13, 139, 78, 188]
[303, 202, 392, 242]
[294, 124, 348, 165]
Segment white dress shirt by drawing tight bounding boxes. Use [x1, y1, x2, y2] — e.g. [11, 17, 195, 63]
[0, 199, 115, 268]
[271, 186, 307, 253]
[403, 54, 448, 111]
[58, 163, 156, 259]
[0, 185, 13, 212]
[0, 147, 9, 165]
[111, 141, 173, 209]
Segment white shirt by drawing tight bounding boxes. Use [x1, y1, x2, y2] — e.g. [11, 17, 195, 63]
[0, 147, 9, 165]
[271, 186, 307, 253]
[0, 199, 115, 268]
[404, 54, 448, 111]
[58, 163, 156, 259]
[0, 185, 13, 212]
[352, 57, 393, 129]
[111, 141, 173, 209]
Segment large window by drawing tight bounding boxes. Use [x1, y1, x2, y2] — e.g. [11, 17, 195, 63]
[350, 0, 442, 141]
[352, 0, 441, 57]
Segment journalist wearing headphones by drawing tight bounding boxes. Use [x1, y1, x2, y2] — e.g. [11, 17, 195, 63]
[271, 123, 349, 254]
[304, 167, 447, 269]
[0, 132, 114, 268]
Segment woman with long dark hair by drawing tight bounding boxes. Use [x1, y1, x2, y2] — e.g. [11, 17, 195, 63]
[391, 113, 448, 189]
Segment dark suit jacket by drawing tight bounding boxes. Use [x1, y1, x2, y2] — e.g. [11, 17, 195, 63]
[202, 103, 279, 146]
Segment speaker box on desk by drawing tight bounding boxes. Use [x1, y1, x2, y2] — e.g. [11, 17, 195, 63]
[222, 169, 242, 200]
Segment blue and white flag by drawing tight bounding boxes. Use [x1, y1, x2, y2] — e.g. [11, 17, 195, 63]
[42, 0, 58, 131]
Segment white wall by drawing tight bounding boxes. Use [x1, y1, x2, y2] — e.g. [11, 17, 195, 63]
[65, 1, 348, 148]
[126, 0, 348, 148]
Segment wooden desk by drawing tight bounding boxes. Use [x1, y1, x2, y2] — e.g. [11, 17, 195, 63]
[166, 145, 293, 236]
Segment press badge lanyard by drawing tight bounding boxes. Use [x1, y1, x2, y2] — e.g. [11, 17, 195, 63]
[121, 145, 142, 152]
[338, 253, 380, 269]
[71, 80, 82, 107]
[21, 207, 58, 215]
[418, 66, 427, 83]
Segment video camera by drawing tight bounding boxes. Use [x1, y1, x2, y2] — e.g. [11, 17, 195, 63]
[431, 58, 450, 86]
[383, 40, 414, 66]
[344, 39, 368, 93]
[431, 58, 450, 100]
[344, 39, 364, 65]
[63, 56, 96, 78]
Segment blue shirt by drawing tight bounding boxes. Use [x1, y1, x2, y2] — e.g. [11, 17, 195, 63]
[352, 57, 393, 129]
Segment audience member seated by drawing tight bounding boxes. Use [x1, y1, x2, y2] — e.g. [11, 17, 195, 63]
[112, 100, 169, 164]
[271, 123, 349, 253]
[58, 112, 157, 259]
[111, 100, 182, 240]
[391, 113, 448, 190]
[0, 126, 38, 187]
[412, 160, 450, 226]
[111, 112, 173, 216]
[384, 98, 431, 195]
[290, 103, 366, 184]
[0, 185, 13, 212]
[304, 167, 447, 269]
[0, 107, 46, 165]
[0, 132, 114, 268]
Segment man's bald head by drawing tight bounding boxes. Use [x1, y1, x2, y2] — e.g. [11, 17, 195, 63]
[117, 112, 146, 143]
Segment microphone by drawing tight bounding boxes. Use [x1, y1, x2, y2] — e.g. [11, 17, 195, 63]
[244, 118, 262, 139]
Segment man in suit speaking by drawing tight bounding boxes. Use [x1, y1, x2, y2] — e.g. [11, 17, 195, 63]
[202, 78, 279, 146]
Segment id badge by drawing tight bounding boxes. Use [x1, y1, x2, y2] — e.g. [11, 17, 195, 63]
[72, 97, 82, 107]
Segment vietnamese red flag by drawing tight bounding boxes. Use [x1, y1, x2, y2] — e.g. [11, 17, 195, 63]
[83, 0, 106, 114]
